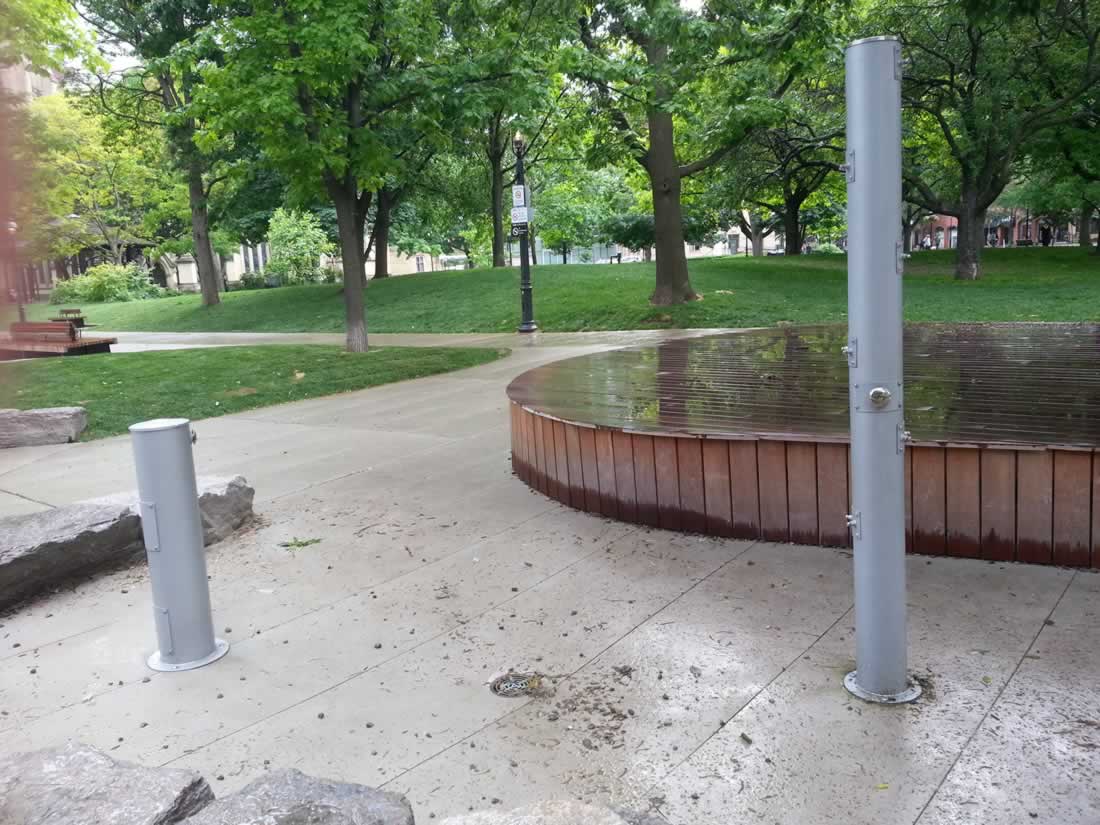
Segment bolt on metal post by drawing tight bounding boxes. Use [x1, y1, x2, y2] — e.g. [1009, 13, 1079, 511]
[130, 418, 229, 672]
[843, 36, 920, 704]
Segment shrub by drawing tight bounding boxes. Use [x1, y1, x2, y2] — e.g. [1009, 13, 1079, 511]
[266, 208, 332, 284]
[239, 271, 268, 290]
[320, 265, 342, 284]
[812, 242, 845, 255]
[50, 263, 165, 304]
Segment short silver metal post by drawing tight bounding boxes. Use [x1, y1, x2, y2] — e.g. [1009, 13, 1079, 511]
[843, 36, 920, 704]
[130, 418, 228, 672]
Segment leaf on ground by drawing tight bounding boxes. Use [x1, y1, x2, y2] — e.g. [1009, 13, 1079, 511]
[875, 783, 889, 791]
[279, 537, 322, 549]
[293, 370, 306, 381]
[981, 675, 993, 686]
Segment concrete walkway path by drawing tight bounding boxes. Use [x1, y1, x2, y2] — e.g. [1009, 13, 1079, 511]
[1, 341, 1097, 824]
[104, 328, 734, 353]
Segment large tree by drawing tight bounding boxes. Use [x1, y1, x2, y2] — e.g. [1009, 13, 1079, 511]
[79, 0, 229, 305]
[196, 0, 499, 350]
[24, 93, 178, 265]
[571, 0, 835, 304]
[885, 0, 1100, 279]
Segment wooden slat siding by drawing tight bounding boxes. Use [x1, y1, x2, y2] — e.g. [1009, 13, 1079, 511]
[653, 436, 682, 531]
[509, 404, 519, 477]
[632, 434, 661, 527]
[1053, 451, 1092, 567]
[729, 440, 761, 539]
[816, 443, 849, 547]
[1093, 452, 1100, 569]
[786, 442, 819, 545]
[538, 416, 555, 500]
[594, 429, 618, 519]
[1016, 451, 1054, 563]
[677, 438, 707, 533]
[757, 441, 789, 542]
[904, 447, 913, 553]
[564, 424, 586, 510]
[911, 447, 947, 555]
[578, 427, 601, 513]
[702, 440, 734, 537]
[945, 449, 981, 558]
[980, 450, 1016, 561]
[517, 407, 531, 484]
[552, 421, 571, 506]
[531, 414, 548, 495]
[611, 430, 639, 523]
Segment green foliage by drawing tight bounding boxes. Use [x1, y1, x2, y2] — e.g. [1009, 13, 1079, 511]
[265, 208, 332, 285]
[812, 242, 844, 255]
[603, 210, 720, 252]
[238, 272, 268, 290]
[24, 93, 180, 263]
[49, 263, 166, 304]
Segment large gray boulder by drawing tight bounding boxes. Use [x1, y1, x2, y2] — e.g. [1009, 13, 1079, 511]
[0, 742, 213, 825]
[439, 801, 631, 825]
[183, 769, 414, 825]
[0, 406, 87, 448]
[0, 475, 254, 609]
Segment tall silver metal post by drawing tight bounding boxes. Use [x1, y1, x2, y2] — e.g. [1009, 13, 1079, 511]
[130, 418, 229, 672]
[843, 36, 920, 704]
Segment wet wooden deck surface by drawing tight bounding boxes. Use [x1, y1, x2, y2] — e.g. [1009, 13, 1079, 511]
[506, 324, 1100, 449]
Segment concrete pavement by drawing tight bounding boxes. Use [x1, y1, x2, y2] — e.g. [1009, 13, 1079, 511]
[0, 338, 1097, 824]
[103, 328, 736, 353]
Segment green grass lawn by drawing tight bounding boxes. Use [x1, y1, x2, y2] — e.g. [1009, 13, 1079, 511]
[25, 247, 1100, 333]
[0, 345, 505, 440]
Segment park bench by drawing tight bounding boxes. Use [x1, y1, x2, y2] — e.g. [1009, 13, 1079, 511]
[0, 321, 116, 360]
[49, 308, 90, 328]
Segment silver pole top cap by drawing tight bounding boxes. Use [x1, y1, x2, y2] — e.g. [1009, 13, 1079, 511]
[847, 35, 899, 48]
[129, 418, 191, 433]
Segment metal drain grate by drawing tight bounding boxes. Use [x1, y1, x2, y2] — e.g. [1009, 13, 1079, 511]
[490, 672, 542, 697]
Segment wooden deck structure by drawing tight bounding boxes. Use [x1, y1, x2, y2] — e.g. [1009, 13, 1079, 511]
[507, 324, 1100, 568]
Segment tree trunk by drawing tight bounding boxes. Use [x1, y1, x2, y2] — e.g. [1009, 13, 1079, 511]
[327, 176, 368, 351]
[954, 194, 986, 280]
[643, 247, 652, 262]
[902, 223, 912, 253]
[561, 245, 568, 265]
[1079, 201, 1093, 248]
[647, 110, 697, 304]
[782, 203, 802, 255]
[490, 155, 506, 267]
[374, 191, 391, 279]
[186, 159, 222, 306]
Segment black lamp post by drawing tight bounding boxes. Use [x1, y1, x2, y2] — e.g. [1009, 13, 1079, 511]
[513, 131, 537, 333]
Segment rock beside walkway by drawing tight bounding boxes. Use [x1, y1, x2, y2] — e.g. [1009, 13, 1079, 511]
[183, 769, 415, 825]
[0, 742, 213, 825]
[0, 475, 254, 609]
[0, 406, 87, 448]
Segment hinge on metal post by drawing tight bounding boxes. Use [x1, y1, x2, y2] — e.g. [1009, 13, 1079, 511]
[142, 501, 160, 552]
[846, 511, 862, 539]
[844, 150, 855, 183]
[896, 241, 907, 274]
[841, 339, 858, 367]
[897, 423, 911, 454]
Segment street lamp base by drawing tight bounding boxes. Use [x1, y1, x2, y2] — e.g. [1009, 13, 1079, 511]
[517, 322, 539, 334]
[844, 670, 922, 704]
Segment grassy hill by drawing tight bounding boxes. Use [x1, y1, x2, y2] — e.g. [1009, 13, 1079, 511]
[27, 247, 1100, 333]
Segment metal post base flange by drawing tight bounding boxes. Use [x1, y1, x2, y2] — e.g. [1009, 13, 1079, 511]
[148, 638, 230, 673]
[844, 670, 922, 704]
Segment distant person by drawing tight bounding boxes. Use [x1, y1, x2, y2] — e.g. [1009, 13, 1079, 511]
[921, 235, 931, 250]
